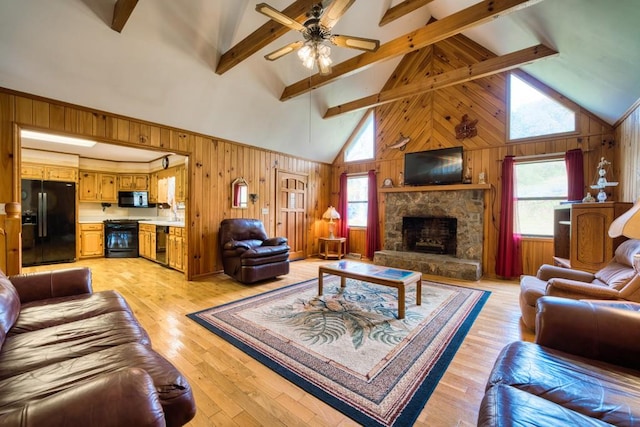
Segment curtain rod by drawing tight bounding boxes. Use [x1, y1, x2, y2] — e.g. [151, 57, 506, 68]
[514, 152, 565, 161]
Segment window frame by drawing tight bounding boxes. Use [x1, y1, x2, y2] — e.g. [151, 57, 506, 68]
[513, 156, 568, 238]
[346, 174, 369, 228]
[506, 71, 580, 144]
[344, 109, 375, 163]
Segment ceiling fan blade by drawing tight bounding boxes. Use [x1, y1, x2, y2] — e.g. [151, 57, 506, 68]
[255, 3, 305, 32]
[330, 35, 380, 52]
[320, 0, 355, 29]
[264, 41, 304, 61]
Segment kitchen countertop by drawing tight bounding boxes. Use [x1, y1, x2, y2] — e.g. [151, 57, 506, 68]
[138, 220, 185, 227]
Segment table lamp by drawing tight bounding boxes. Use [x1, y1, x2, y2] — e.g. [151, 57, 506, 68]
[608, 197, 640, 239]
[322, 206, 341, 239]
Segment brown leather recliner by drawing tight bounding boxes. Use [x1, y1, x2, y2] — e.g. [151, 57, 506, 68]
[519, 238, 640, 330]
[219, 218, 290, 284]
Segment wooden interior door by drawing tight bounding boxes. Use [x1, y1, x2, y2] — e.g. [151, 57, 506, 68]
[277, 170, 308, 261]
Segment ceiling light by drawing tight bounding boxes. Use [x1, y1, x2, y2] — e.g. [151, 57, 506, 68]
[21, 130, 97, 147]
[297, 40, 333, 75]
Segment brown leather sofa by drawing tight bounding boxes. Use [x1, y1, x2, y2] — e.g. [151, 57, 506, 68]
[478, 296, 640, 426]
[219, 218, 290, 284]
[0, 267, 196, 427]
[519, 238, 640, 330]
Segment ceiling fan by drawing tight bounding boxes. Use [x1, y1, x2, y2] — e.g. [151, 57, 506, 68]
[256, 1, 380, 75]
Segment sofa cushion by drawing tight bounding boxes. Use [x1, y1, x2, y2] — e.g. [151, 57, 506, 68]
[479, 384, 611, 427]
[0, 310, 151, 380]
[0, 273, 20, 350]
[614, 239, 640, 266]
[0, 342, 195, 427]
[594, 261, 636, 290]
[240, 245, 289, 259]
[487, 341, 640, 426]
[9, 290, 132, 335]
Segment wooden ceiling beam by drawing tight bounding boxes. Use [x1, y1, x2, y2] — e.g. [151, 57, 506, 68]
[216, 0, 317, 75]
[323, 44, 558, 118]
[379, 0, 437, 27]
[111, 0, 139, 33]
[280, 0, 545, 101]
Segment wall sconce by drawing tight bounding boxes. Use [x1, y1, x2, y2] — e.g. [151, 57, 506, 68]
[249, 193, 259, 204]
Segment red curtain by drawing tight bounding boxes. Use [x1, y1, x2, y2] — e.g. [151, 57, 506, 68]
[565, 148, 584, 201]
[496, 156, 523, 278]
[366, 170, 380, 259]
[337, 172, 349, 250]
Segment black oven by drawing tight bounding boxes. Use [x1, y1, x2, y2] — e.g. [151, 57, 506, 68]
[104, 220, 139, 258]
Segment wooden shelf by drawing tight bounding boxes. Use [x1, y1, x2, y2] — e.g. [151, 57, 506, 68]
[380, 183, 491, 193]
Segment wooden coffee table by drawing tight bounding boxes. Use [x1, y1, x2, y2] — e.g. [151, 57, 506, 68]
[318, 261, 422, 319]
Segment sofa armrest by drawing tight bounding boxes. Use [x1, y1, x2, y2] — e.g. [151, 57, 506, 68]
[535, 296, 640, 369]
[0, 368, 166, 427]
[536, 264, 595, 282]
[545, 278, 619, 299]
[8, 267, 92, 304]
[263, 237, 287, 246]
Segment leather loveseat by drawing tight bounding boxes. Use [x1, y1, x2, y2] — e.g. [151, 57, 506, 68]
[0, 267, 196, 427]
[219, 218, 290, 284]
[478, 296, 640, 426]
[519, 238, 640, 330]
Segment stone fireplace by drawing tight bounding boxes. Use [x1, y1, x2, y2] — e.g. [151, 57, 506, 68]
[373, 188, 485, 280]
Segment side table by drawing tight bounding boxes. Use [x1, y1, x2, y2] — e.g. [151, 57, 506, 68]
[318, 237, 346, 260]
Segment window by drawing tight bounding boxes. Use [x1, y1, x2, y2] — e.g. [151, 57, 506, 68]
[347, 175, 368, 227]
[514, 160, 568, 236]
[344, 110, 374, 162]
[508, 73, 577, 141]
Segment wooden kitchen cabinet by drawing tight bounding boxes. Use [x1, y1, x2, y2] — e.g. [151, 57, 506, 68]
[148, 173, 158, 203]
[22, 163, 77, 182]
[168, 226, 185, 272]
[175, 165, 186, 202]
[554, 202, 632, 272]
[79, 171, 117, 202]
[138, 223, 156, 260]
[79, 223, 103, 258]
[118, 174, 148, 191]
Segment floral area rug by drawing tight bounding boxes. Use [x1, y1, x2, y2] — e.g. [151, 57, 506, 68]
[187, 275, 490, 427]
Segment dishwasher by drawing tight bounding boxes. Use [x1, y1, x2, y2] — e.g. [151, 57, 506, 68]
[155, 226, 170, 265]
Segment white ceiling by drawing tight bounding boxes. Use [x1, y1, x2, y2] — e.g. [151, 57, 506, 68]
[1, 1, 639, 163]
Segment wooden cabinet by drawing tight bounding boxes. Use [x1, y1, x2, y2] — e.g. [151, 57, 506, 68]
[118, 174, 148, 191]
[168, 226, 185, 272]
[175, 165, 186, 202]
[79, 223, 103, 258]
[554, 202, 632, 272]
[139, 223, 156, 260]
[157, 177, 169, 204]
[148, 173, 158, 203]
[22, 163, 77, 182]
[79, 171, 117, 202]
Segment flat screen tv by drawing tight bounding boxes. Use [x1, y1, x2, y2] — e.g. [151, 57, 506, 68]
[404, 147, 463, 186]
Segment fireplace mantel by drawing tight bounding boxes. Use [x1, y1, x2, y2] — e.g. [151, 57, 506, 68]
[380, 183, 491, 193]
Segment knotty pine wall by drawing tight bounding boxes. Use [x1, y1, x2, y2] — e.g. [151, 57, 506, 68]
[616, 102, 640, 202]
[331, 33, 618, 278]
[0, 88, 332, 279]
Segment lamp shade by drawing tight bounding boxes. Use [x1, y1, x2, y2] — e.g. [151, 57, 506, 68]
[322, 206, 340, 221]
[609, 197, 640, 238]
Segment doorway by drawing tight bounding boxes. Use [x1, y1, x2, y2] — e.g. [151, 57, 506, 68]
[276, 170, 308, 261]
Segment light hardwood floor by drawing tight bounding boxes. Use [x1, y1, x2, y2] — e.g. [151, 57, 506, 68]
[23, 258, 534, 426]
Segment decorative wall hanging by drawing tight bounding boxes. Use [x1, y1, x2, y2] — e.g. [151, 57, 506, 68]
[455, 114, 478, 140]
[387, 133, 411, 151]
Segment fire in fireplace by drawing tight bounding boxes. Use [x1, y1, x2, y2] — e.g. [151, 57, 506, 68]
[402, 216, 457, 255]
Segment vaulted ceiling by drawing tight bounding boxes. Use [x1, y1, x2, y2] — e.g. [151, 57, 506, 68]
[1, 0, 639, 163]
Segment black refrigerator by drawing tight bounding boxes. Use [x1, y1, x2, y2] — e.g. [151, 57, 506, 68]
[21, 179, 76, 266]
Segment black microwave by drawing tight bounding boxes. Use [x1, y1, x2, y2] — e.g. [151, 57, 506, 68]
[118, 191, 149, 208]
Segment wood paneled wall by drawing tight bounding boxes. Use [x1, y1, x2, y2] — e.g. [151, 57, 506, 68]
[0, 89, 332, 279]
[331, 33, 617, 278]
[616, 102, 640, 202]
